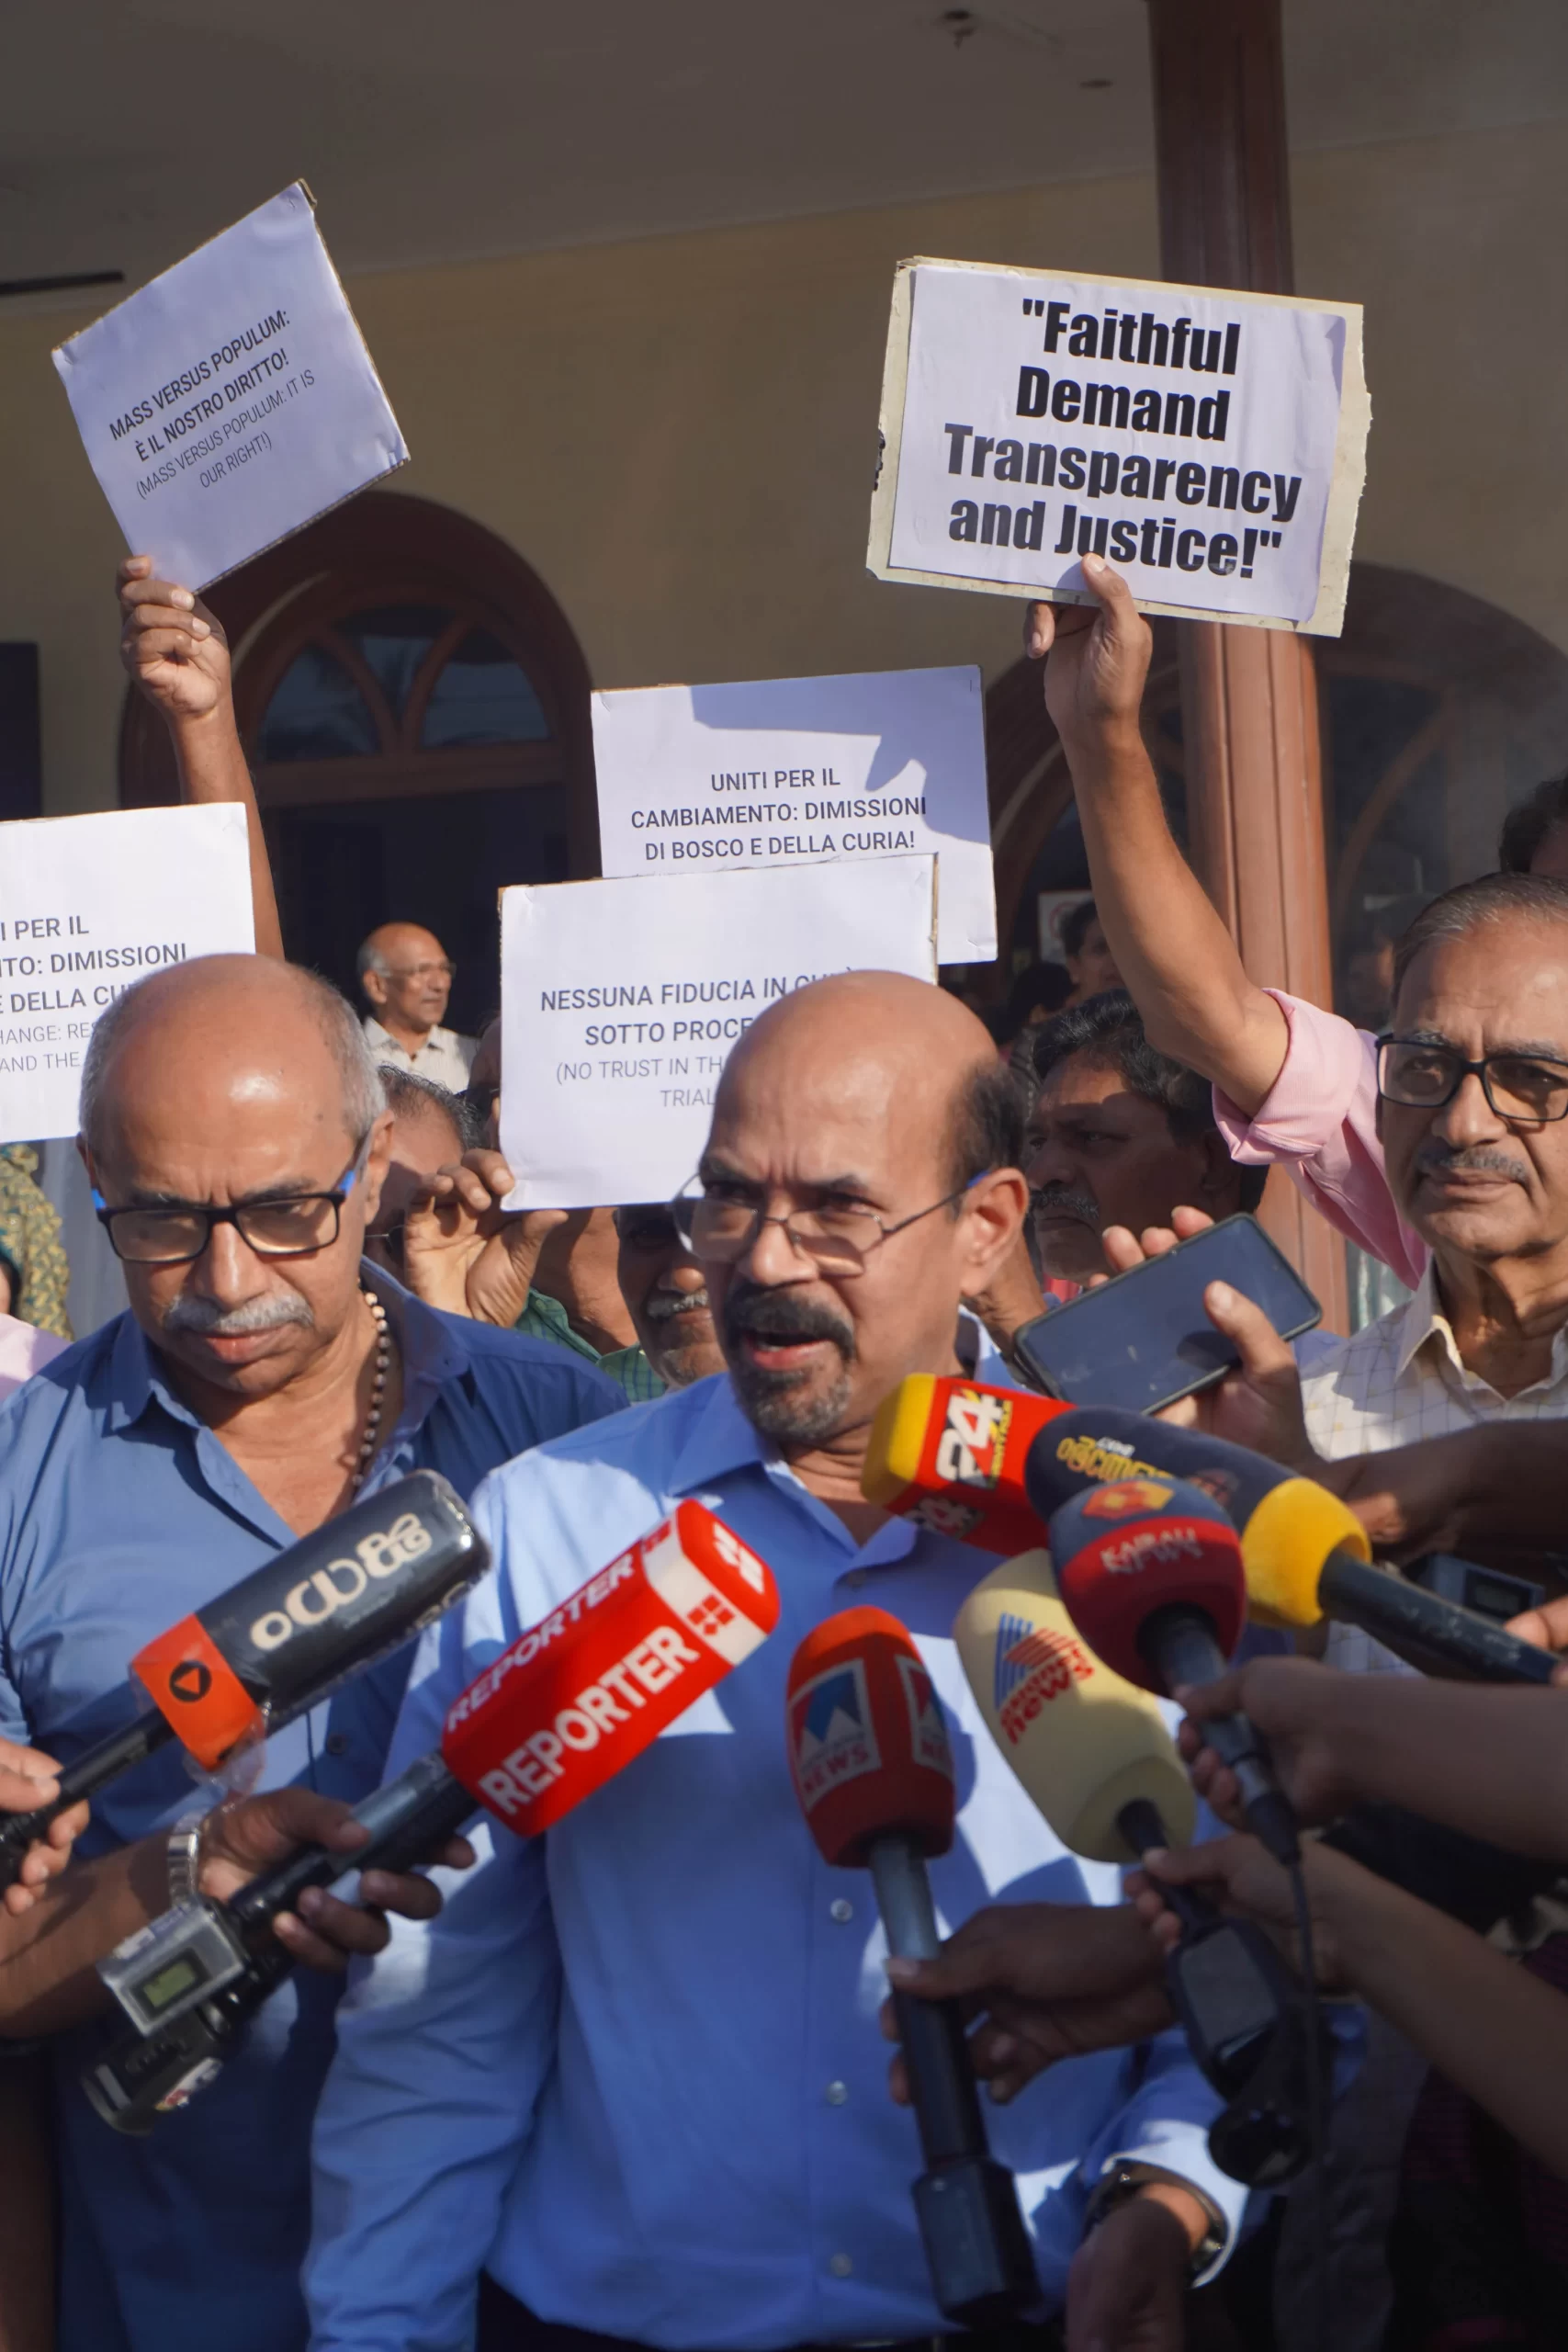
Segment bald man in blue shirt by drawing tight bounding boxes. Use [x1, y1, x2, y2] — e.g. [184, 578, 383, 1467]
[0, 955, 620, 2352]
[309, 973, 1247, 2352]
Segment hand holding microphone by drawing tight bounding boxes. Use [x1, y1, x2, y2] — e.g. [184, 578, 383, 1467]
[946, 1548, 1318, 2185]
[785, 1608, 1038, 2327]
[85, 1501, 779, 2134]
[1044, 1477, 1301, 1866]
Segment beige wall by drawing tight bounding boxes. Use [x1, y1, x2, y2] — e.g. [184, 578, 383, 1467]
[2, 114, 1562, 818]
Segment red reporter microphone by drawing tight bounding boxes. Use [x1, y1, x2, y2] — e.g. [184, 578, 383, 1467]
[786, 1610, 1038, 2328]
[1046, 1478, 1301, 1867]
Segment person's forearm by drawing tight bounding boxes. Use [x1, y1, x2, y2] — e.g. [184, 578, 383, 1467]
[168, 706, 285, 960]
[0, 1837, 169, 2036]
[1327, 1420, 1568, 1562]
[1299, 1675, 1568, 1862]
[1318, 1846, 1568, 2178]
[1062, 723, 1286, 1114]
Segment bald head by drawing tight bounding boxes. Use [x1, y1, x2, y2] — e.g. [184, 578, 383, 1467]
[716, 972, 1018, 1195]
[357, 922, 455, 1042]
[82, 956, 383, 1159]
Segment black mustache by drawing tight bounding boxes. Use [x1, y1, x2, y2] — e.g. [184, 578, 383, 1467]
[723, 1284, 854, 1355]
[1414, 1143, 1529, 1185]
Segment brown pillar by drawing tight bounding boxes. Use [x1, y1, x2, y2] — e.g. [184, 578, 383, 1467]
[1147, 0, 1348, 1331]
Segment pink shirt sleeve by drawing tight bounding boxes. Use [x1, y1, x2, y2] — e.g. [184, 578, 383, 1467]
[1212, 989, 1428, 1289]
[0, 1315, 67, 1405]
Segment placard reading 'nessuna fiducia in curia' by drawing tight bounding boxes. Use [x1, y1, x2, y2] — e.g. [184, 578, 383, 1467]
[870, 259, 1369, 635]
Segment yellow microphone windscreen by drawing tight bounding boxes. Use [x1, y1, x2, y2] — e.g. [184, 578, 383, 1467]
[1239, 1477, 1371, 1628]
[953, 1549, 1197, 1866]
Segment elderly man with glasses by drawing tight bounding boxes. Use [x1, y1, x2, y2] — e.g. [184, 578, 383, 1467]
[308, 969, 1254, 2352]
[357, 921, 477, 1093]
[0, 953, 621, 2352]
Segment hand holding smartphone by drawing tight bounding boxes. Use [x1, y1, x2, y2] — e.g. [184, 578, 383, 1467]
[1010, 1214, 1321, 1415]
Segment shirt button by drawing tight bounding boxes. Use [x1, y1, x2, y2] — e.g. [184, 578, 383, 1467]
[844, 1570, 867, 1589]
[829, 2253, 853, 2278]
[324, 1734, 349, 1758]
[829, 1898, 853, 1924]
[825, 2080, 849, 2106]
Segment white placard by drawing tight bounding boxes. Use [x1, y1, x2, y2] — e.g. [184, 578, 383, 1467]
[869, 258, 1369, 636]
[0, 805, 255, 1143]
[499, 857, 938, 1208]
[53, 183, 407, 590]
[591, 666, 996, 966]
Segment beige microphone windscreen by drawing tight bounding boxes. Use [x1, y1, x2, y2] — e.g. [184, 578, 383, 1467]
[953, 1548, 1197, 1864]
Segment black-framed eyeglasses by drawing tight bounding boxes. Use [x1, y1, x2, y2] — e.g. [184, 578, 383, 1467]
[670, 1171, 987, 1275]
[1376, 1035, 1568, 1128]
[93, 1141, 370, 1266]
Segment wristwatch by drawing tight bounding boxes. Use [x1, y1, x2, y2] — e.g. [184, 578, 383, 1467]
[1082, 2161, 1228, 2281]
[166, 1807, 210, 1907]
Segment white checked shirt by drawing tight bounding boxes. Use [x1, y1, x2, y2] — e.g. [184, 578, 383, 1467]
[361, 1017, 477, 1095]
[1302, 1261, 1568, 1671]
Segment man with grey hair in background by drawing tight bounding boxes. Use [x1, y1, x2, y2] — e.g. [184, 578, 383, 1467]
[358, 921, 477, 1092]
[0, 953, 620, 2352]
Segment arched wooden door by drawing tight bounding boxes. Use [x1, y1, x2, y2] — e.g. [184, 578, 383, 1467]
[118, 493, 597, 1031]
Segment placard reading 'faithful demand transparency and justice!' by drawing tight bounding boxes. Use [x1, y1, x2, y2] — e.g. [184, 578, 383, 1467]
[592, 665, 995, 965]
[498, 857, 938, 1209]
[53, 184, 407, 590]
[0, 804, 255, 1144]
[869, 259, 1369, 635]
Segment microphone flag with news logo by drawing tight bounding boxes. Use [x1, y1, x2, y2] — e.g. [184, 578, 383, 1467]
[441, 1499, 779, 1835]
[784, 1607, 955, 1868]
[952, 1549, 1196, 1863]
[1047, 1476, 1247, 1692]
[862, 1375, 1069, 1556]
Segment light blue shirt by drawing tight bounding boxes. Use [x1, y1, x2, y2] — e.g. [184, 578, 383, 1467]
[307, 1368, 1255, 2351]
[0, 1269, 622, 2352]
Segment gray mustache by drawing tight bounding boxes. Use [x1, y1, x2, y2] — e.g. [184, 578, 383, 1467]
[162, 1291, 315, 1336]
[1032, 1185, 1101, 1228]
[1413, 1143, 1529, 1186]
[642, 1288, 710, 1324]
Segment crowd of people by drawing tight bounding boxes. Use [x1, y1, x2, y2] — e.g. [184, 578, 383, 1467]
[0, 546, 1564, 2352]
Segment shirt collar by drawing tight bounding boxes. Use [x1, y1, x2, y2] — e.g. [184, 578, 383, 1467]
[103, 1260, 474, 1439]
[1395, 1258, 1568, 1391]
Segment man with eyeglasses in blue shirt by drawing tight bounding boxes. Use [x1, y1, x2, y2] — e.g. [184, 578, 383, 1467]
[308, 969, 1251, 2352]
[0, 952, 621, 2352]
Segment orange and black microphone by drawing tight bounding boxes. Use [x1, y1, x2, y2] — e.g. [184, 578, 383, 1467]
[786, 1608, 1038, 2328]
[0, 1471, 487, 1884]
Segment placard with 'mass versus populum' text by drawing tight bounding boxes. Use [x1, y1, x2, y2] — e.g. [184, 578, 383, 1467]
[54, 183, 406, 590]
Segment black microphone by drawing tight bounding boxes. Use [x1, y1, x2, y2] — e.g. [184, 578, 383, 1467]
[0, 1471, 488, 1885]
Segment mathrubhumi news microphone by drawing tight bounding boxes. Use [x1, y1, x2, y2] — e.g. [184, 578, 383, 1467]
[0, 1471, 489, 1888]
[1045, 1476, 1301, 1867]
[786, 1608, 1038, 2327]
[863, 1375, 1553, 1686]
[953, 1550, 1317, 2186]
[85, 1501, 779, 2133]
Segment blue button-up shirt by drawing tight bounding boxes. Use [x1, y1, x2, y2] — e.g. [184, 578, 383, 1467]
[307, 1370, 1254, 2352]
[0, 1271, 621, 2352]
